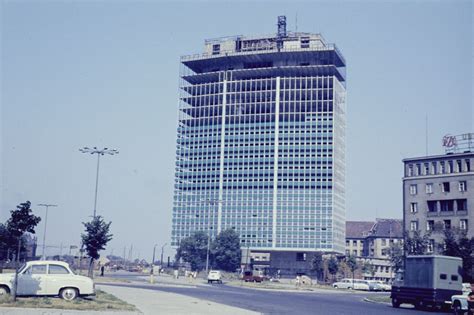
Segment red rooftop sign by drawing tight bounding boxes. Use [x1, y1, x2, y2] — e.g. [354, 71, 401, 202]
[443, 133, 474, 153]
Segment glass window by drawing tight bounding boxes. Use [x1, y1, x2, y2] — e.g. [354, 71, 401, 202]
[410, 221, 418, 231]
[460, 219, 468, 230]
[444, 220, 451, 230]
[426, 220, 434, 231]
[459, 181, 467, 192]
[410, 203, 418, 213]
[427, 201, 438, 212]
[49, 265, 69, 275]
[425, 183, 433, 194]
[427, 240, 434, 253]
[442, 182, 450, 192]
[409, 184, 417, 195]
[27, 265, 47, 275]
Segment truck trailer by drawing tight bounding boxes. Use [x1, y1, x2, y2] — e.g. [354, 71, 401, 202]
[391, 255, 463, 310]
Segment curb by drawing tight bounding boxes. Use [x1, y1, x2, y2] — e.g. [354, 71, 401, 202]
[0, 307, 141, 315]
[363, 297, 391, 305]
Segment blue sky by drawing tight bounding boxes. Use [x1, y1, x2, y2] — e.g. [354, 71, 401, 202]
[1, 1, 472, 260]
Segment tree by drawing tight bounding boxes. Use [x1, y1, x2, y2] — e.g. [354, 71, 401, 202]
[346, 256, 358, 279]
[6, 201, 41, 300]
[327, 256, 339, 282]
[311, 252, 324, 281]
[388, 242, 404, 273]
[81, 216, 113, 278]
[175, 231, 208, 271]
[404, 231, 430, 255]
[440, 228, 474, 282]
[362, 261, 376, 278]
[211, 229, 241, 272]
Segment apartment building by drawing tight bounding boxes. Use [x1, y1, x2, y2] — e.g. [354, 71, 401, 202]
[403, 148, 473, 254]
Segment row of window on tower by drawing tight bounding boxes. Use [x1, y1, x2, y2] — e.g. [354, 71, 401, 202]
[409, 181, 467, 195]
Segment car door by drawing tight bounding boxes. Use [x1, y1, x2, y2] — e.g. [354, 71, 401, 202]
[46, 264, 72, 295]
[17, 264, 47, 295]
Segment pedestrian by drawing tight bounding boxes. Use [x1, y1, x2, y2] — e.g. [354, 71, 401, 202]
[173, 269, 179, 279]
[100, 265, 105, 277]
[295, 275, 301, 287]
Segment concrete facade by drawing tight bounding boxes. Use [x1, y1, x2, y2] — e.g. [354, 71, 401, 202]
[403, 152, 474, 254]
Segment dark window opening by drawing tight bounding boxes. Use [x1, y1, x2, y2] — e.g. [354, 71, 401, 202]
[451, 275, 459, 281]
[442, 182, 450, 192]
[427, 201, 438, 212]
[296, 252, 307, 261]
[457, 199, 467, 211]
[440, 200, 454, 212]
[212, 44, 220, 55]
[440, 274, 447, 280]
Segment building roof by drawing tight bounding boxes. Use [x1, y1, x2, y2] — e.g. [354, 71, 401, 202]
[402, 151, 473, 163]
[346, 219, 403, 239]
[370, 219, 403, 238]
[346, 221, 375, 239]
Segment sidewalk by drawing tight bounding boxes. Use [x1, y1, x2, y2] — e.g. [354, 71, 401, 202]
[98, 284, 260, 315]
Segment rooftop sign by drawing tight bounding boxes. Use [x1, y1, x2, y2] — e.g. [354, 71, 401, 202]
[443, 133, 474, 153]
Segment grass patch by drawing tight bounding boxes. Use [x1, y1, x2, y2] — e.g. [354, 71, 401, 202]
[365, 295, 392, 304]
[0, 289, 137, 311]
[94, 276, 131, 284]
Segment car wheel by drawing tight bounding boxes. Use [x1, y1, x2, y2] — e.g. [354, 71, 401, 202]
[348, 287, 353, 290]
[333, 285, 338, 289]
[391, 297, 401, 308]
[60, 287, 78, 301]
[453, 301, 465, 315]
[0, 286, 10, 297]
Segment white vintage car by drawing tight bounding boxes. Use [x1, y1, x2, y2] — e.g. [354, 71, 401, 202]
[332, 278, 370, 291]
[0, 260, 95, 300]
[451, 283, 472, 315]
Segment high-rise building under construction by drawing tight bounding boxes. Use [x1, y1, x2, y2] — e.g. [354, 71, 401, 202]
[172, 17, 347, 266]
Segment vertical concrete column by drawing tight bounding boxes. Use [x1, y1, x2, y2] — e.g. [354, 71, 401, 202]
[272, 76, 281, 249]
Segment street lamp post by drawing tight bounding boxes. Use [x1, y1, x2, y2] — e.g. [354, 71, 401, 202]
[79, 147, 119, 218]
[37, 203, 58, 259]
[150, 244, 158, 284]
[202, 199, 222, 274]
[160, 243, 167, 269]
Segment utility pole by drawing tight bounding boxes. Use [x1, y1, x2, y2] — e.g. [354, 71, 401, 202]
[37, 203, 58, 259]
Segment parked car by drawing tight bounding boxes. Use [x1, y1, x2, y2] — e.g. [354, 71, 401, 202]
[241, 270, 266, 283]
[207, 270, 222, 284]
[333, 278, 370, 291]
[367, 280, 392, 291]
[451, 283, 473, 315]
[0, 260, 95, 300]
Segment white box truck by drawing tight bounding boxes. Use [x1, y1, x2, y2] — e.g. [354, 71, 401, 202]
[391, 255, 463, 310]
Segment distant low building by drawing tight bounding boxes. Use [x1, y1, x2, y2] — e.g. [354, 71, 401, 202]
[345, 219, 403, 282]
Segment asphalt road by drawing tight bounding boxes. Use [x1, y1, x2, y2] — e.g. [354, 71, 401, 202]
[104, 280, 446, 315]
